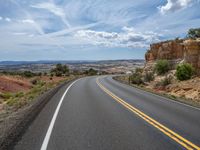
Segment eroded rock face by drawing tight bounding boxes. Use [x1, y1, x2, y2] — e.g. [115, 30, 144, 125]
[145, 39, 200, 74]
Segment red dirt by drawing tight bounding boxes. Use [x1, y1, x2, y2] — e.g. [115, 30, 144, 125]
[0, 75, 32, 93]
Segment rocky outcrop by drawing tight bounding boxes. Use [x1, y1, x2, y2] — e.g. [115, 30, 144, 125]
[145, 39, 200, 74]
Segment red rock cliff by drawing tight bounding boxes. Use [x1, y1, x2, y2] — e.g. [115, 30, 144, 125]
[145, 39, 200, 74]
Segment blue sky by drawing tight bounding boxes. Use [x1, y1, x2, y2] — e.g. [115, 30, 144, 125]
[0, 0, 200, 60]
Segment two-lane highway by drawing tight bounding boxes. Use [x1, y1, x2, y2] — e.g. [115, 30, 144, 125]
[14, 76, 200, 150]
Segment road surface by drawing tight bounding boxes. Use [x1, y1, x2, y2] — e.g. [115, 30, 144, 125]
[14, 76, 200, 150]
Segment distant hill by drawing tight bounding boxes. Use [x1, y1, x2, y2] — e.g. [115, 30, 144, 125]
[0, 59, 145, 73]
[0, 60, 94, 66]
[0, 59, 144, 66]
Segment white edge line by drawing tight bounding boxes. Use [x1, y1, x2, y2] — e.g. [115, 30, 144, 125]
[109, 76, 200, 111]
[40, 79, 80, 150]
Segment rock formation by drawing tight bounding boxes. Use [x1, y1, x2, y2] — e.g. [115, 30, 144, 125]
[145, 39, 200, 74]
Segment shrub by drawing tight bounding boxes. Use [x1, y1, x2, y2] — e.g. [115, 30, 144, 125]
[51, 64, 70, 77]
[176, 63, 194, 81]
[37, 72, 42, 76]
[187, 28, 200, 39]
[130, 75, 143, 85]
[155, 76, 172, 88]
[135, 68, 143, 74]
[144, 72, 154, 82]
[155, 59, 170, 75]
[84, 68, 98, 76]
[22, 71, 35, 78]
[160, 76, 172, 86]
[130, 73, 143, 85]
[31, 79, 38, 85]
[55, 71, 62, 77]
[50, 73, 54, 77]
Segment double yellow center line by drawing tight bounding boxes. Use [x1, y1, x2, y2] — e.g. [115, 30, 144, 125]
[96, 78, 200, 150]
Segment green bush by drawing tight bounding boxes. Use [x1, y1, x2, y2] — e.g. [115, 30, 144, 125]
[187, 28, 200, 39]
[51, 64, 69, 77]
[84, 68, 98, 76]
[22, 71, 35, 78]
[176, 63, 194, 81]
[144, 72, 154, 82]
[130, 74, 143, 85]
[155, 59, 170, 75]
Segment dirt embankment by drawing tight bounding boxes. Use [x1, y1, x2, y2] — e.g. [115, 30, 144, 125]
[0, 75, 31, 93]
[146, 74, 200, 105]
[114, 75, 200, 107]
[0, 75, 75, 112]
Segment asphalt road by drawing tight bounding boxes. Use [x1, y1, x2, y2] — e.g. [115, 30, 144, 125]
[14, 76, 200, 150]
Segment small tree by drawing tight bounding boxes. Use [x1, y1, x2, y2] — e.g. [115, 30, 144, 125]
[62, 65, 69, 74]
[87, 68, 98, 76]
[187, 28, 200, 39]
[155, 60, 170, 75]
[176, 63, 194, 81]
[51, 64, 69, 77]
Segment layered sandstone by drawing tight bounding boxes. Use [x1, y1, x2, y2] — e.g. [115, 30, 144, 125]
[145, 39, 200, 74]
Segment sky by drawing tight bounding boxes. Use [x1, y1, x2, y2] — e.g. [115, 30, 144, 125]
[0, 0, 200, 61]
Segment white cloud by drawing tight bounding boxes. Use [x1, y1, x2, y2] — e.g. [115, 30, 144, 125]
[21, 19, 35, 24]
[0, 16, 2, 20]
[31, 2, 65, 17]
[74, 27, 161, 48]
[13, 32, 27, 35]
[5, 17, 11, 22]
[159, 0, 194, 14]
[31, 2, 70, 28]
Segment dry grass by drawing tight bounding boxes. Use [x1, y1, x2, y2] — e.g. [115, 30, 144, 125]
[0, 75, 79, 114]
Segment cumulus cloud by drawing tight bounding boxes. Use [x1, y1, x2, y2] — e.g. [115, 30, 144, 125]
[74, 27, 161, 48]
[31, 2, 71, 28]
[159, 0, 194, 14]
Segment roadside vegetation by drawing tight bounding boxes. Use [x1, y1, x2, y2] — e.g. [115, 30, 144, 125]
[0, 64, 106, 113]
[129, 68, 143, 85]
[50, 64, 69, 77]
[176, 63, 194, 81]
[155, 59, 170, 75]
[187, 28, 200, 39]
[84, 68, 98, 76]
[114, 57, 200, 107]
[0, 64, 84, 112]
[0, 74, 76, 112]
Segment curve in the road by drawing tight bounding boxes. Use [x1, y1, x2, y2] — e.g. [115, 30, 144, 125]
[96, 77, 200, 150]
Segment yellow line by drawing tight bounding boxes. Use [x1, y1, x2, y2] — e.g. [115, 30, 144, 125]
[96, 78, 200, 150]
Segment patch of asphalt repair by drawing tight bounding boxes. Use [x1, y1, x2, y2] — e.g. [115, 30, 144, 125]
[0, 79, 76, 150]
